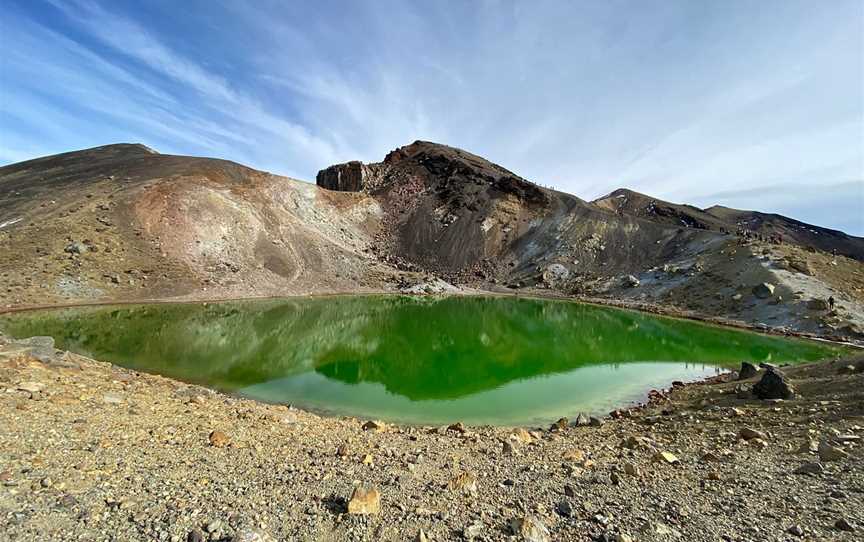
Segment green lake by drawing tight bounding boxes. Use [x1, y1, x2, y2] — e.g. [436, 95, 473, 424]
[0, 296, 845, 425]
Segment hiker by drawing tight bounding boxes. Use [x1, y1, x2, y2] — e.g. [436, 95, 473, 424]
[828, 296, 835, 311]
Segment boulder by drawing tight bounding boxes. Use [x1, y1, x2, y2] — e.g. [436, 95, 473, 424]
[347, 485, 380, 515]
[738, 362, 759, 380]
[789, 260, 812, 275]
[543, 264, 570, 287]
[624, 275, 640, 288]
[807, 298, 830, 311]
[752, 282, 775, 299]
[752, 368, 795, 400]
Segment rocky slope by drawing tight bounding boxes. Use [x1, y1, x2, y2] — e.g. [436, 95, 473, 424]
[1, 141, 863, 341]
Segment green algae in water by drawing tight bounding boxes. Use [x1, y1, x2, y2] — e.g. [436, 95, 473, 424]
[0, 296, 845, 425]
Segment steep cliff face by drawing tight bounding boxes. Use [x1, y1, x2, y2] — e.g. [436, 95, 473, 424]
[316, 161, 371, 192]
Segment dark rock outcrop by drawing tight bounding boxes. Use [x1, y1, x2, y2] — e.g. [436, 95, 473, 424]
[738, 362, 759, 380]
[316, 161, 371, 192]
[753, 367, 796, 399]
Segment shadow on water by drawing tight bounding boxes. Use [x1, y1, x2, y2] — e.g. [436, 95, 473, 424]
[0, 296, 845, 425]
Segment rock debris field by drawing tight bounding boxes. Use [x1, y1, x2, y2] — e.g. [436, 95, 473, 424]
[0, 334, 862, 541]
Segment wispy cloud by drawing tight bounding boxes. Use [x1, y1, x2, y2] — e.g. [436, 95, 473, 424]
[1, 0, 861, 233]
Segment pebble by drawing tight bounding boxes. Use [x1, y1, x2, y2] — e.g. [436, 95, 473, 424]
[787, 524, 804, 536]
[509, 514, 550, 542]
[208, 431, 230, 448]
[653, 451, 680, 465]
[835, 518, 856, 532]
[818, 441, 849, 462]
[793, 462, 824, 475]
[738, 427, 766, 441]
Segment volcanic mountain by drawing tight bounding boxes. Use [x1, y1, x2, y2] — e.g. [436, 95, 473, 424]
[1, 141, 862, 340]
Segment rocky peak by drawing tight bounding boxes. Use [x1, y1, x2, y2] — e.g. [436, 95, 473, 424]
[316, 160, 372, 192]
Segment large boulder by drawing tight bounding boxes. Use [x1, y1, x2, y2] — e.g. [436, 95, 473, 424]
[753, 367, 795, 399]
[738, 362, 759, 380]
[543, 264, 570, 287]
[752, 282, 775, 299]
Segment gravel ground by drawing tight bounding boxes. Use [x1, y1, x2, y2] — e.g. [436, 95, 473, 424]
[1, 337, 862, 542]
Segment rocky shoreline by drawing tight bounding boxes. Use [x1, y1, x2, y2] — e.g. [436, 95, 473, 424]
[1, 331, 862, 541]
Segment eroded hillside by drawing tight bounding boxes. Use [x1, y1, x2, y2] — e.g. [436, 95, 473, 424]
[1, 141, 862, 342]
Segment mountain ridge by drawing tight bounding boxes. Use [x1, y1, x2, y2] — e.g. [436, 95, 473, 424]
[2, 140, 862, 341]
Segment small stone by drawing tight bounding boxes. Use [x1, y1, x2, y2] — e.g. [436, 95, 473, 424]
[555, 500, 573, 517]
[623, 462, 639, 476]
[653, 451, 679, 465]
[639, 521, 681, 538]
[589, 416, 604, 427]
[502, 440, 518, 455]
[447, 422, 465, 433]
[621, 435, 656, 450]
[337, 443, 350, 457]
[509, 515, 550, 542]
[787, 525, 804, 537]
[563, 449, 586, 463]
[231, 528, 276, 542]
[448, 472, 478, 493]
[829, 490, 848, 500]
[415, 528, 429, 542]
[187, 530, 205, 542]
[796, 439, 818, 453]
[835, 518, 856, 532]
[818, 441, 849, 462]
[550, 417, 568, 431]
[701, 452, 722, 463]
[463, 521, 484, 540]
[347, 484, 380, 515]
[563, 484, 576, 497]
[102, 392, 123, 404]
[793, 462, 824, 475]
[205, 520, 221, 533]
[361, 454, 373, 465]
[510, 428, 534, 444]
[574, 413, 590, 426]
[738, 427, 768, 440]
[40, 477, 52, 488]
[362, 420, 385, 432]
[208, 431, 230, 448]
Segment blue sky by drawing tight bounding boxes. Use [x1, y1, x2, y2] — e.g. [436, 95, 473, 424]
[1, 0, 862, 234]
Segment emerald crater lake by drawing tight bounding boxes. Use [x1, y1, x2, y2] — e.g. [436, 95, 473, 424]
[0, 296, 844, 425]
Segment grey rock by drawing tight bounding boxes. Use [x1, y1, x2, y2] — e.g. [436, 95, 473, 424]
[793, 462, 824, 475]
[835, 518, 856, 532]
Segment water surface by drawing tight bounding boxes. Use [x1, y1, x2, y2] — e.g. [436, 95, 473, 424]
[0, 296, 844, 425]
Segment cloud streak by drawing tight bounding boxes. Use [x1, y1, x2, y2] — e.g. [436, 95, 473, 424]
[1, 0, 861, 233]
